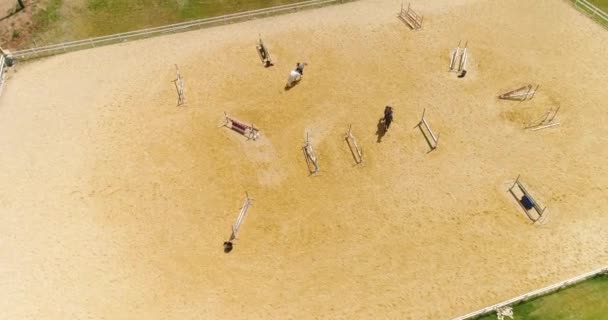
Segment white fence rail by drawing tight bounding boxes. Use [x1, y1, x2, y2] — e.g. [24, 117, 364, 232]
[8, 0, 352, 61]
[452, 266, 608, 320]
[0, 54, 7, 96]
[573, 0, 608, 27]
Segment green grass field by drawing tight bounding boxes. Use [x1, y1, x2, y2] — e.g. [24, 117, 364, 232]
[26, 0, 607, 46]
[80, 0, 305, 36]
[588, 0, 608, 12]
[477, 274, 608, 320]
[576, 0, 608, 28]
[31, 0, 305, 45]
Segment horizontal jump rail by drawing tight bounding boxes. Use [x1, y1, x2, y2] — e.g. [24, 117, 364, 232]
[417, 108, 439, 150]
[499, 84, 539, 100]
[256, 37, 272, 65]
[530, 122, 560, 131]
[224, 112, 260, 140]
[345, 125, 363, 164]
[449, 41, 468, 72]
[525, 106, 560, 131]
[303, 131, 320, 174]
[508, 175, 546, 222]
[229, 193, 252, 241]
[174, 65, 186, 106]
[421, 118, 437, 142]
[399, 2, 423, 30]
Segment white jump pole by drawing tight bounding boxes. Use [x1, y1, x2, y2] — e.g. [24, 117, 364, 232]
[346, 124, 363, 164]
[230, 193, 251, 241]
[547, 106, 560, 123]
[530, 122, 560, 131]
[460, 50, 467, 71]
[450, 49, 458, 71]
[419, 109, 439, 149]
[351, 137, 362, 163]
[449, 41, 461, 71]
[174, 64, 186, 106]
[530, 84, 540, 99]
[459, 41, 468, 71]
[304, 131, 319, 173]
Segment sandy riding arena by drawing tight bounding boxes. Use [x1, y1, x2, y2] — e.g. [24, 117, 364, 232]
[1, 0, 607, 319]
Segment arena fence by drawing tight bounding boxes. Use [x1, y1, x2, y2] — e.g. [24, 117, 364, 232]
[7, 0, 354, 61]
[451, 266, 608, 320]
[571, 0, 608, 28]
[0, 54, 7, 96]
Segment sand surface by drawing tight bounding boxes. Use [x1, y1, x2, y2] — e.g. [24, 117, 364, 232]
[1, 0, 607, 319]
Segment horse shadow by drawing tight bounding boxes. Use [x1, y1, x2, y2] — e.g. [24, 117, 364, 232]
[376, 118, 387, 143]
[284, 78, 302, 91]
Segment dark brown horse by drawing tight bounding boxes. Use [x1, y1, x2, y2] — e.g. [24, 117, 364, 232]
[384, 106, 394, 130]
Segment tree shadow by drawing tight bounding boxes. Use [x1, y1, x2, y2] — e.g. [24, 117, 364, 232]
[0, 1, 25, 23]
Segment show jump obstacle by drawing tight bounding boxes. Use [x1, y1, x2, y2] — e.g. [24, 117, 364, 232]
[256, 35, 273, 67]
[526, 106, 561, 131]
[499, 84, 539, 101]
[224, 112, 260, 140]
[508, 175, 548, 224]
[226, 193, 252, 244]
[345, 125, 363, 164]
[173, 64, 186, 106]
[399, 2, 423, 30]
[416, 108, 440, 150]
[449, 41, 468, 76]
[303, 131, 320, 174]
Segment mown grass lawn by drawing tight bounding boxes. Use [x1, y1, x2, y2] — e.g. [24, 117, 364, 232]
[577, 0, 608, 28]
[81, 0, 306, 36]
[26, 0, 607, 47]
[588, 0, 608, 12]
[31, 0, 306, 44]
[477, 274, 608, 320]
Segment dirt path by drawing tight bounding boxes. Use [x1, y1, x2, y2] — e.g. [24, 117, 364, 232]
[1, 0, 607, 319]
[0, 0, 32, 49]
